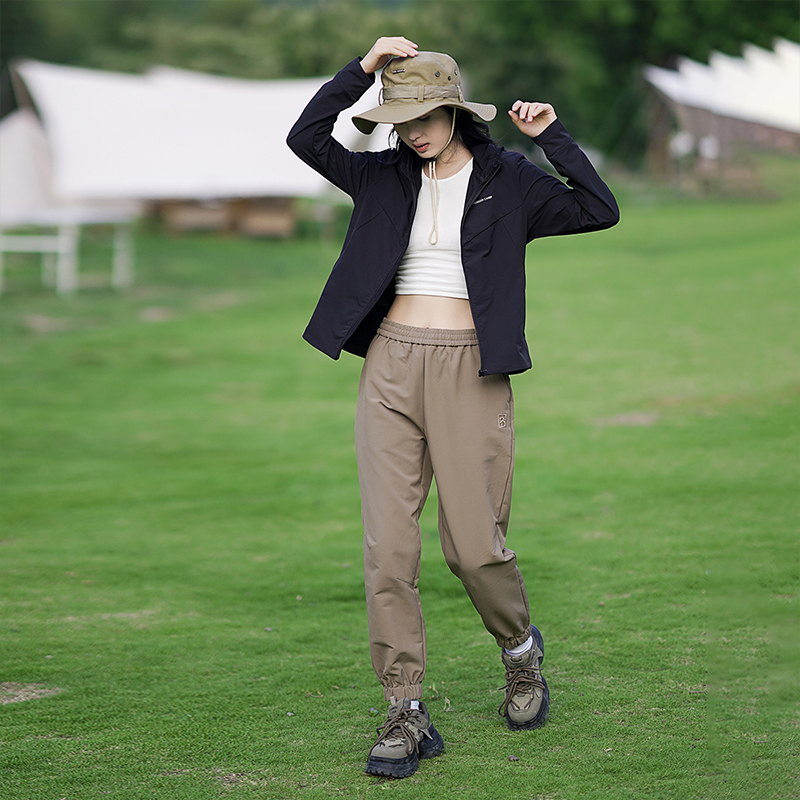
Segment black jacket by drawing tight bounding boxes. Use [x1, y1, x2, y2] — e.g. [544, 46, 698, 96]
[287, 58, 619, 376]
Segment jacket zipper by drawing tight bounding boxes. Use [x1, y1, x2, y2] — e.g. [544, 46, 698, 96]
[462, 156, 502, 376]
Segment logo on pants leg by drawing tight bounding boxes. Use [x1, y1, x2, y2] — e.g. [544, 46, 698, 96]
[498, 414, 508, 429]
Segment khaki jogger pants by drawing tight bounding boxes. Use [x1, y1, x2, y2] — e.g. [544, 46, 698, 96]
[355, 319, 531, 702]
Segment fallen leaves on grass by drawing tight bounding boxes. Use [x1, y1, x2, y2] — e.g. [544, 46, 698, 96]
[428, 681, 453, 710]
[0, 683, 64, 704]
[214, 770, 271, 789]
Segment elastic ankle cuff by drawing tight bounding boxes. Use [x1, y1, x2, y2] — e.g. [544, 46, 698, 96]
[502, 627, 533, 651]
[383, 684, 423, 702]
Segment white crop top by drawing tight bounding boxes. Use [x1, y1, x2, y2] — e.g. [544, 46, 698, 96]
[395, 158, 473, 299]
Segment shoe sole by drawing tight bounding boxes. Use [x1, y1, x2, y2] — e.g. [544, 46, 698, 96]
[365, 725, 444, 778]
[365, 751, 419, 778]
[419, 726, 445, 759]
[505, 624, 550, 731]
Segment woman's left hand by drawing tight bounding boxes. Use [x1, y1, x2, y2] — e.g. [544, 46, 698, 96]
[508, 101, 557, 138]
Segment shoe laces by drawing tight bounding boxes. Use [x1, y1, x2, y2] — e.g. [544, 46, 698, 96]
[371, 706, 433, 755]
[498, 663, 546, 717]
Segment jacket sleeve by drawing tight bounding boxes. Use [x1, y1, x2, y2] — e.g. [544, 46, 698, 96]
[518, 120, 620, 240]
[286, 58, 380, 200]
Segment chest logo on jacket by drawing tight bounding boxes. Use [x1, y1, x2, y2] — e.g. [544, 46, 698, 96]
[474, 195, 493, 205]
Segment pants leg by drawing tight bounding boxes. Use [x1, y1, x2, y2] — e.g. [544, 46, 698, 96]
[422, 343, 531, 650]
[355, 331, 432, 701]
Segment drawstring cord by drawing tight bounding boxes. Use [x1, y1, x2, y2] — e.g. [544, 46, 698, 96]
[428, 158, 440, 245]
[427, 110, 458, 246]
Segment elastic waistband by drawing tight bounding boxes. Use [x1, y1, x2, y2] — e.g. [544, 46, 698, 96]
[377, 318, 478, 347]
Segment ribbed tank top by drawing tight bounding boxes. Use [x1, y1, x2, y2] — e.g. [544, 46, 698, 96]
[395, 158, 473, 299]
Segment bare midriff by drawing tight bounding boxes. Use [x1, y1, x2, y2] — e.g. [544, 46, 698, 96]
[386, 294, 475, 330]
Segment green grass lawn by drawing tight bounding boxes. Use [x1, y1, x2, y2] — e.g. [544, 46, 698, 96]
[1, 162, 798, 799]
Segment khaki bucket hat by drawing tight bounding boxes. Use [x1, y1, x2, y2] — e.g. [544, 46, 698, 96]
[352, 51, 497, 134]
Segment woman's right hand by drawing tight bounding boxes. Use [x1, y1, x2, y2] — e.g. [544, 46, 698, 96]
[361, 36, 418, 74]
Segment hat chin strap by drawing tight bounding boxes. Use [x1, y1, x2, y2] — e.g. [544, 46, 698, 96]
[427, 110, 458, 246]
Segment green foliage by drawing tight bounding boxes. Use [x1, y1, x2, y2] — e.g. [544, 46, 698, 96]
[0, 0, 152, 68]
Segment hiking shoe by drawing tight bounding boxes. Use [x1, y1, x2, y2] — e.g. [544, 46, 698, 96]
[365, 698, 444, 778]
[498, 624, 550, 730]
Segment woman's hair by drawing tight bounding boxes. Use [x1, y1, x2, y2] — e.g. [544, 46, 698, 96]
[452, 108, 496, 150]
[388, 107, 496, 161]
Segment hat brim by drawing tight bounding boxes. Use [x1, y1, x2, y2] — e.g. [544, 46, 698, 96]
[353, 99, 497, 135]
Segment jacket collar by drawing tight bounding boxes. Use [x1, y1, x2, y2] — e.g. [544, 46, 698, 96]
[396, 140, 501, 182]
[469, 141, 502, 183]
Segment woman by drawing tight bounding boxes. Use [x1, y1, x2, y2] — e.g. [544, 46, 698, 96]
[287, 36, 619, 779]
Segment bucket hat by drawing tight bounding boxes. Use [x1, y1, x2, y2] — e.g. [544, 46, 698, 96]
[352, 51, 496, 134]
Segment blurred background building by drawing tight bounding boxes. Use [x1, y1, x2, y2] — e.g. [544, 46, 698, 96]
[644, 38, 800, 191]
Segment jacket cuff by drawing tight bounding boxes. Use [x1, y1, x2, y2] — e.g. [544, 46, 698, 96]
[342, 57, 376, 91]
[531, 119, 573, 152]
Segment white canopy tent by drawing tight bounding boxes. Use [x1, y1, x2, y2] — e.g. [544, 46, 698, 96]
[0, 59, 391, 292]
[8, 59, 388, 201]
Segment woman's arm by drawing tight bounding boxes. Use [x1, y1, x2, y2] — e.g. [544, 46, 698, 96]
[285, 59, 376, 198]
[509, 101, 620, 239]
[286, 37, 417, 199]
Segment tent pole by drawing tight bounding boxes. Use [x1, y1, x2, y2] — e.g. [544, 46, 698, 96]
[112, 222, 134, 290]
[55, 224, 79, 295]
